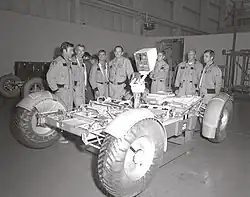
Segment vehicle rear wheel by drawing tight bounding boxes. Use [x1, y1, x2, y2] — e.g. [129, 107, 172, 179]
[0, 74, 21, 98]
[208, 99, 233, 143]
[11, 95, 66, 149]
[97, 118, 165, 197]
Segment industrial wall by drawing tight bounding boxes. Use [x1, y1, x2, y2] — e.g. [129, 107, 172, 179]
[147, 32, 250, 88]
[0, 10, 146, 76]
[1, 9, 250, 77]
[147, 32, 250, 66]
[0, 0, 225, 37]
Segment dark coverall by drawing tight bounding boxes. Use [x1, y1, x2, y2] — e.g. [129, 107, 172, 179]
[199, 63, 222, 104]
[150, 60, 169, 93]
[46, 56, 74, 110]
[175, 61, 203, 96]
[71, 57, 86, 107]
[109, 57, 134, 100]
[89, 62, 109, 99]
[83, 59, 94, 103]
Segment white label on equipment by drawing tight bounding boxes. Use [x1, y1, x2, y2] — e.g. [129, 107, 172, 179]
[182, 123, 187, 130]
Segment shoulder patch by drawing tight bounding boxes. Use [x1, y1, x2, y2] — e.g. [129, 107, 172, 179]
[51, 60, 56, 65]
[123, 57, 128, 62]
[179, 62, 185, 66]
[50, 60, 59, 67]
[211, 65, 221, 72]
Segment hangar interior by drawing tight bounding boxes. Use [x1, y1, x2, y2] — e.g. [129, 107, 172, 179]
[0, 0, 250, 197]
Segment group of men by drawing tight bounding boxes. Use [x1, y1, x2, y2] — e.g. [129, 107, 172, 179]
[47, 42, 87, 111]
[140, 48, 222, 104]
[174, 49, 222, 103]
[46, 42, 222, 112]
[46, 41, 222, 143]
[89, 46, 134, 101]
[46, 42, 135, 112]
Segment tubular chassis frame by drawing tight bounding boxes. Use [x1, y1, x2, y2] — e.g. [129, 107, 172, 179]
[37, 94, 205, 150]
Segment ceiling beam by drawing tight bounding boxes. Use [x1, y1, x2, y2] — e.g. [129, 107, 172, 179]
[80, 0, 208, 34]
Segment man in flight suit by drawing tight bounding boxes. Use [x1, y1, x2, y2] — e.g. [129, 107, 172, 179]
[89, 50, 109, 99]
[175, 50, 203, 96]
[150, 51, 169, 93]
[71, 44, 87, 107]
[199, 49, 222, 104]
[109, 45, 134, 100]
[46, 41, 74, 110]
[46, 42, 74, 144]
[84, 52, 95, 103]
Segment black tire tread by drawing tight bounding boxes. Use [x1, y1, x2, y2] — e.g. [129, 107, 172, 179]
[208, 99, 233, 143]
[11, 106, 60, 149]
[0, 75, 21, 98]
[97, 118, 165, 197]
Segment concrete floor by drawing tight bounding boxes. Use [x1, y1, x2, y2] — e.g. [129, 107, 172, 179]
[0, 97, 250, 197]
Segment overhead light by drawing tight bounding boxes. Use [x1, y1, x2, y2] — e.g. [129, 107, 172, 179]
[143, 13, 156, 30]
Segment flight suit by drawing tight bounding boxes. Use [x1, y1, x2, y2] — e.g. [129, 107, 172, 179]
[149, 60, 169, 93]
[175, 61, 203, 96]
[199, 63, 222, 104]
[109, 57, 134, 100]
[194, 61, 203, 86]
[89, 61, 109, 99]
[46, 56, 74, 110]
[71, 57, 86, 107]
[84, 59, 94, 103]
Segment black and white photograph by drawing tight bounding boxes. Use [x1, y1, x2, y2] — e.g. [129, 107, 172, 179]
[0, 0, 250, 197]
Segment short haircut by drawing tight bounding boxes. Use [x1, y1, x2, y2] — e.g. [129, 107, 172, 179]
[158, 51, 166, 56]
[98, 49, 106, 55]
[114, 45, 124, 52]
[75, 44, 85, 50]
[90, 54, 99, 61]
[60, 42, 74, 52]
[83, 52, 91, 58]
[204, 49, 215, 59]
[188, 49, 196, 54]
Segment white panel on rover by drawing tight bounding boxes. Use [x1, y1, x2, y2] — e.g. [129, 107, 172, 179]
[134, 48, 157, 75]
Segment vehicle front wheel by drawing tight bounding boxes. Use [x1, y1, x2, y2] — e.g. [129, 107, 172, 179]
[97, 118, 165, 197]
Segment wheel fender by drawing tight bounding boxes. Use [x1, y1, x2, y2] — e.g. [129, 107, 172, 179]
[202, 92, 232, 139]
[105, 108, 167, 151]
[1, 73, 14, 77]
[16, 91, 54, 111]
